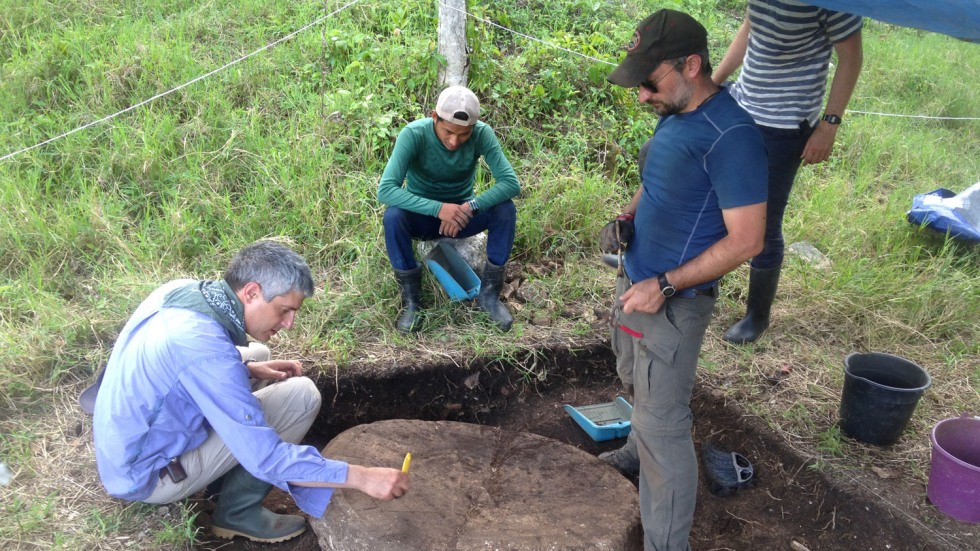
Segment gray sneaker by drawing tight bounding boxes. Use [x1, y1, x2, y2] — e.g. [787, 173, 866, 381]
[599, 446, 640, 477]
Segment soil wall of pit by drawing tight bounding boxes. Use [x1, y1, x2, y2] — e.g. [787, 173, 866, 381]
[309, 345, 617, 445]
[298, 345, 954, 551]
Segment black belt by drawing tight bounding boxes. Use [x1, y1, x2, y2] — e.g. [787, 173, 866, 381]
[626, 277, 718, 299]
[669, 285, 717, 299]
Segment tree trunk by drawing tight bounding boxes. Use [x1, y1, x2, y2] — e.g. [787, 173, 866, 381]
[437, 0, 469, 87]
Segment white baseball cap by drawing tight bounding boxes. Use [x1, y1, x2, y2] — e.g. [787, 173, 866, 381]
[435, 85, 480, 126]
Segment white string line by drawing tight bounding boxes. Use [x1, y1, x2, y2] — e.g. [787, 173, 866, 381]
[785, 426, 971, 550]
[0, 0, 365, 164]
[794, 441, 971, 550]
[437, 0, 614, 67]
[440, 0, 980, 122]
[842, 472, 968, 551]
[3, 0, 978, 164]
[768, 425, 969, 550]
[850, 109, 980, 120]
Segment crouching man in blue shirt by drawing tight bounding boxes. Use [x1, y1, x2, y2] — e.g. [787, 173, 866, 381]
[93, 240, 409, 543]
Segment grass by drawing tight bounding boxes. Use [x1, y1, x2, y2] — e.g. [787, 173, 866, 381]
[1, 0, 978, 548]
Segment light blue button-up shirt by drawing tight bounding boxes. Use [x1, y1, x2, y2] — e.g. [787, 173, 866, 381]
[93, 280, 346, 517]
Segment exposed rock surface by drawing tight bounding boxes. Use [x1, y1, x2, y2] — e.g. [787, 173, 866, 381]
[312, 419, 641, 551]
[418, 234, 487, 274]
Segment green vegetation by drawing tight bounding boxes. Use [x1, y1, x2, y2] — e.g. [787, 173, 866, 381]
[1, 0, 977, 547]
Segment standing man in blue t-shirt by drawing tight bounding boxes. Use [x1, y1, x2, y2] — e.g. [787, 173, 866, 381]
[378, 86, 521, 333]
[600, 9, 768, 550]
[712, 0, 863, 344]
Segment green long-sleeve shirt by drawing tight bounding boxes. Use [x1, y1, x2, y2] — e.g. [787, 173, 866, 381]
[377, 118, 521, 217]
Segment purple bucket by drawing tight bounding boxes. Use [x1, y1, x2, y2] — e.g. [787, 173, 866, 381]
[927, 414, 980, 523]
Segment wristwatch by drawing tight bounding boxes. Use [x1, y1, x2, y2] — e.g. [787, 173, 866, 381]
[467, 199, 480, 214]
[657, 273, 676, 298]
[821, 114, 842, 125]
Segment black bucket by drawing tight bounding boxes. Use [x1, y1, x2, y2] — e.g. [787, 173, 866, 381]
[839, 352, 931, 446]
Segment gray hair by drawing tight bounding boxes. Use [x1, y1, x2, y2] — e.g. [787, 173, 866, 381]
[224, 241, 315, 300]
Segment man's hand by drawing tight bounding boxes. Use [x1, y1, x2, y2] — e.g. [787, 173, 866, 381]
[619, 277, 666, 315]
[439, 219, 461, 237]
[345, 465, 410, 501]
[438, 203, 472, 237]
[801, 122, 838, 165]
[246, 359, 303, 381]
[599, 215, 635, 254]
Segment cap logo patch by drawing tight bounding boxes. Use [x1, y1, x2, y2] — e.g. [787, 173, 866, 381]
[626, 30, 641, 53]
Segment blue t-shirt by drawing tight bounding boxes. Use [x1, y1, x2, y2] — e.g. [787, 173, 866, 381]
[625, 89, 767, 285]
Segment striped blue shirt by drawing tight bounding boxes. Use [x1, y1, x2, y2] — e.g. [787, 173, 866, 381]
[729, 0, 863, 129]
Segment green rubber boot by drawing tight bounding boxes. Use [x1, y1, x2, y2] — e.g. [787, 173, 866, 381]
[211, 465, 307, 543]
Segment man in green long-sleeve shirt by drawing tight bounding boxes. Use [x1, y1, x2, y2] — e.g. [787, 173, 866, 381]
[378, 85, 521, 333]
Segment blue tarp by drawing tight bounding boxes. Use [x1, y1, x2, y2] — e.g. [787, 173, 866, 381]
[906, 182, 980, 241]
[806, 1, 980, 42]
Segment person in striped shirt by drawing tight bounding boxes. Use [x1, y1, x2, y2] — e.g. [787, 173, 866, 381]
[712, 0, 863, 344]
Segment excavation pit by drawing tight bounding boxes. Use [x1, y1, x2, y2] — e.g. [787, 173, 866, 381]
[193, 345, 955, 550]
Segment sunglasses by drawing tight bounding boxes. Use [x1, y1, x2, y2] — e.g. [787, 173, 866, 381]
[638, 65, 676, 94]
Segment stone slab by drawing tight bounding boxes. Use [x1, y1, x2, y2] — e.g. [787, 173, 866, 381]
[312, 419, 641, 551]
[417, 234, 487, 274]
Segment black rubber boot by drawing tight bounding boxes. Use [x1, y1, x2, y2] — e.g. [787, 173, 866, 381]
[394, 266, 424, 333]
[211, 465, 307, 543]
[723, 266, 781, 344]
[477, 262, 513, 332]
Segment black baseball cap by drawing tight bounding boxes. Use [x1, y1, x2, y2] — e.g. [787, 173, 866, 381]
[608, 9, 708, 88]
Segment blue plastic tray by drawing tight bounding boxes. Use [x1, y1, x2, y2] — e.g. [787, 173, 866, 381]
[424, 242, 480, 301]
[563, 396, 633, 442]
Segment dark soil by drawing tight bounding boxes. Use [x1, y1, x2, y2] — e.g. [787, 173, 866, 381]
[194, 345, 974, 551]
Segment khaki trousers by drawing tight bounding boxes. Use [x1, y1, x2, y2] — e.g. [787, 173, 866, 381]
[144, 344, 321, 504]
[611, 276, 716, 551]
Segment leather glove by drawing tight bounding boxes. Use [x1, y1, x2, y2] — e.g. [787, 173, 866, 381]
[599, 214, 635, 254]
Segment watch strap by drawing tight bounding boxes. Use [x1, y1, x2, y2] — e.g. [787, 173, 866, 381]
[822, 114, 842, 125]
[657, 273, 676, 297]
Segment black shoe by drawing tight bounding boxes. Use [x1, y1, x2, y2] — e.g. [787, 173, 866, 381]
[599, 446, 640, 477]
